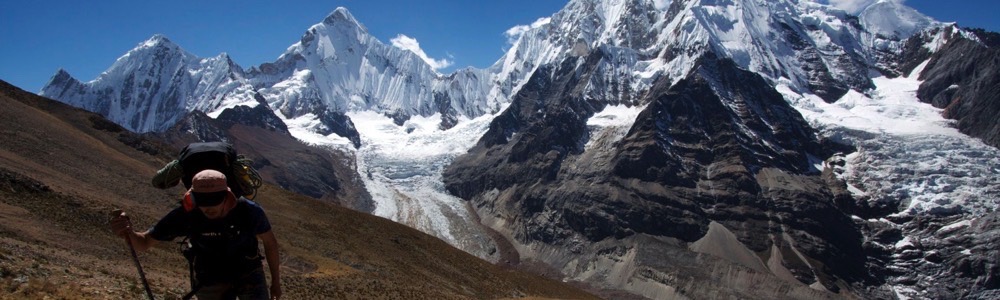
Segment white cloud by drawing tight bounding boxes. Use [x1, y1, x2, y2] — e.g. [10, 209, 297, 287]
[390, 34, 453, 71]
[504, 17, 552, 45]
[826, 0, 906, 14]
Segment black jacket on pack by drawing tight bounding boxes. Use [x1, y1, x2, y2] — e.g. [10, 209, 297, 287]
[152, 142, 261, 199]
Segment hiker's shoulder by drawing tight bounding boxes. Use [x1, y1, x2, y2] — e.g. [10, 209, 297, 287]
[162, 205, 190, 219]
[236, 197, 262, 208]
[235, 198, 267, 215]
[150, 206, 191, 232]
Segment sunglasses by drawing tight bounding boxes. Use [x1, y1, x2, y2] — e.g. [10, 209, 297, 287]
[191, 191, 227, 207]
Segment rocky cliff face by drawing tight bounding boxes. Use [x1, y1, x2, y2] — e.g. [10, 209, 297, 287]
[854, 211, 1000, 300]
[901, 27, 1000, 148]
[444, 49, 871, 298]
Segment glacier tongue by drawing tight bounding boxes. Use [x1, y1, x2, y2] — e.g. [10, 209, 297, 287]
[348, 111, 502, 259]
[276, 108, 502, 259]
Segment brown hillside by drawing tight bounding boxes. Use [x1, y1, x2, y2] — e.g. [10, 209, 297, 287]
[0, 80, 599, 299]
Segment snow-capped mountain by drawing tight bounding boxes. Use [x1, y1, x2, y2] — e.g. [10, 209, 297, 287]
[249, 8, 497, 128]
[37, 0, 1000, 299]
[491, 0, 931, 112]
[40, 35, 258, 133]
[446, 0, 998, 298]
[41, 9, 497, 134]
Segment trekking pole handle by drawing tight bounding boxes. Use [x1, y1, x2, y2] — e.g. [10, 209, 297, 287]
[111, 209, 155, 300]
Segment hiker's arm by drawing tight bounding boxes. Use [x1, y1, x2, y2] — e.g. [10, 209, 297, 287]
[110, 213, 159, 251]
[259, 230, 281, 299]
[127, 230, 159, 252]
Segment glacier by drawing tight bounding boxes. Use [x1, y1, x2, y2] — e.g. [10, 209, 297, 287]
[781, 60, 1000, 217]
[781, 59, 1000, 299]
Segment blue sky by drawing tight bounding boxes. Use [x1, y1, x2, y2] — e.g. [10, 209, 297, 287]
[1, 0, 997, 93]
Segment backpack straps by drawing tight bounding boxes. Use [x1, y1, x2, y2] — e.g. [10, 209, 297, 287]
[178, 199, 253, 299]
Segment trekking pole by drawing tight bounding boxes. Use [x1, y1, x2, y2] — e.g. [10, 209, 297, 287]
[112, 209, 156, 300]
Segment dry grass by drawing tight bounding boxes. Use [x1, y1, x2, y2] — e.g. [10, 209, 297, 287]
[0, 80, 600, 299]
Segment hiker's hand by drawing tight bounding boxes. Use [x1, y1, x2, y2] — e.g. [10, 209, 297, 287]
[110, 210, 133, 238]
[270, 281, 282, 299]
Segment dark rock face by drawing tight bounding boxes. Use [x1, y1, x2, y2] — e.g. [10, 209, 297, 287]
[902, 28, 1000, 149]
[968, 28, 1000, 48]
[217, 96, 289, 133]
[315, 109, 362, 148]
[165, 111, 231, 143]
[444, 50, 869, 297]
[894, 29, 939, 78]
[950, 213, 1000, 299]
[445, 51, 604, 201]
[433, 89, 467, 131]
[0, 167, 52, 194]
[857, 213, 1000, 300]
[618, 54, 868, 286]
[775, 21, 849, 102]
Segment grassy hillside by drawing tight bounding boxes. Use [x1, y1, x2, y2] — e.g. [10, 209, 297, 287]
[0, 80, 598, 299]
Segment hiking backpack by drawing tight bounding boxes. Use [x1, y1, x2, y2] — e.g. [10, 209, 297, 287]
[152, 142, 262, 200]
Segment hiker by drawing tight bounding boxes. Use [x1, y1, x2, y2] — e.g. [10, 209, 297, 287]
[111, 169, 282, 300]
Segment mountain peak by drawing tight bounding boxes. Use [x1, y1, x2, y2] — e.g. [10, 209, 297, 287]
[121, 34, 193, 62]
[52, 68, 72, 79]
[140, 34, 177, 49]
[323, 7, 361, 27]
[298, 7, 369, 43]
[40, 68, 80, 95]
[859, 0, 937, 39]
